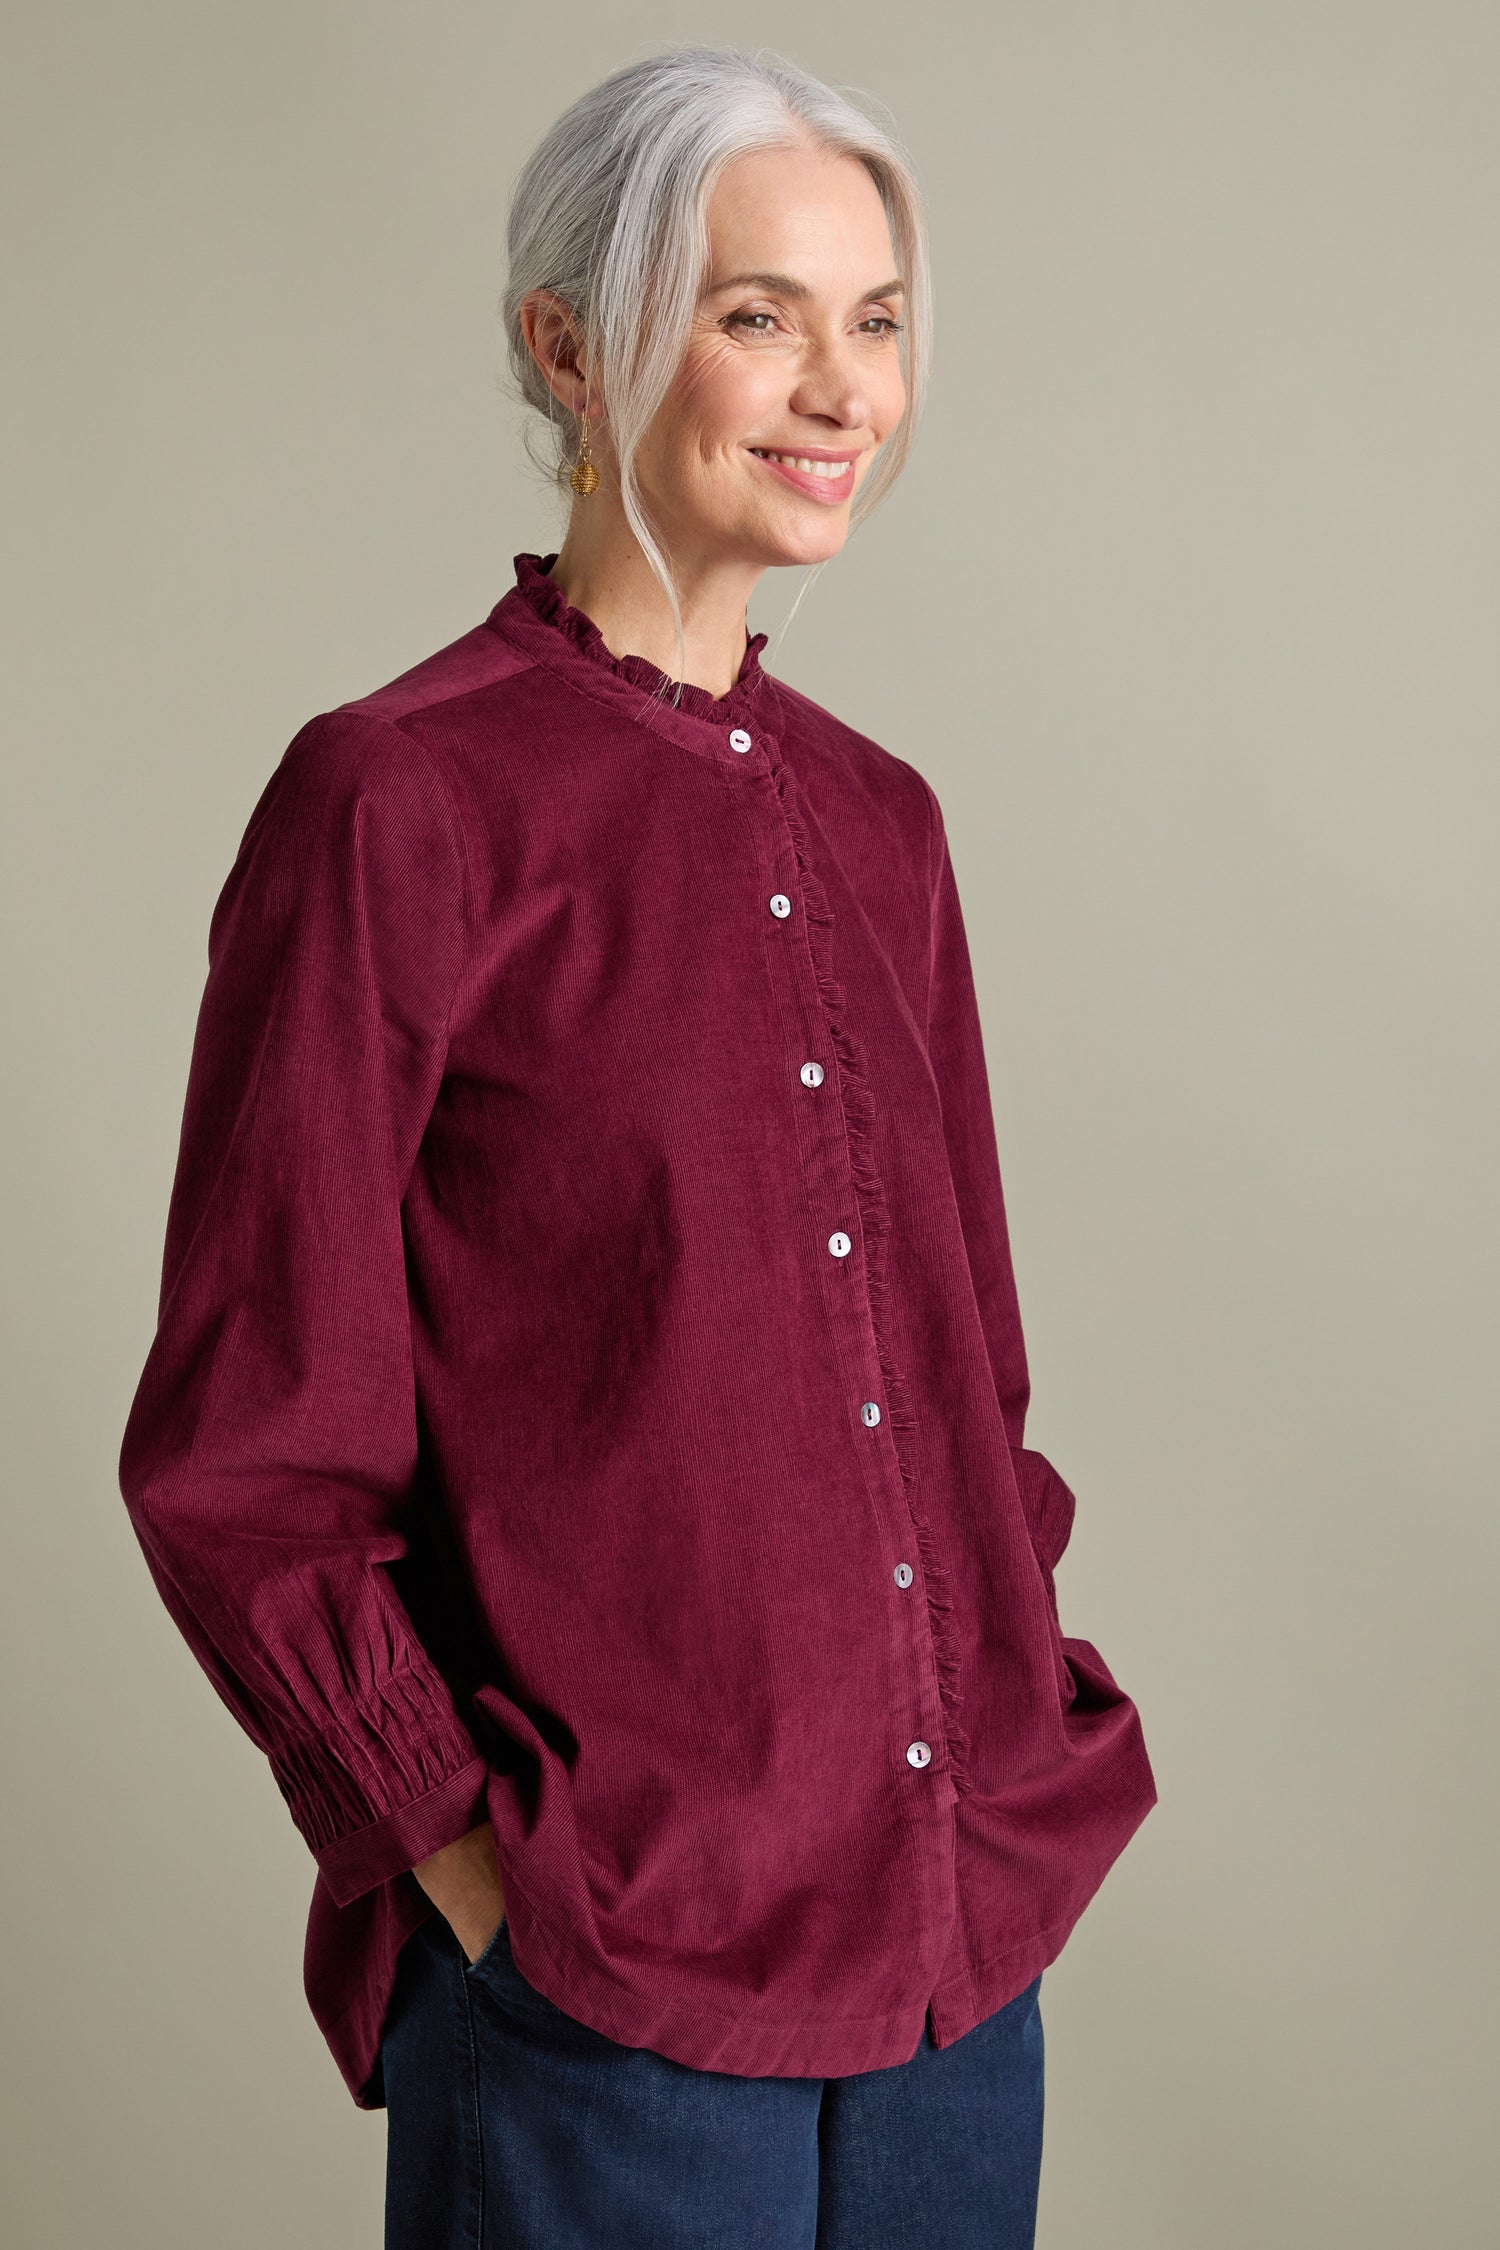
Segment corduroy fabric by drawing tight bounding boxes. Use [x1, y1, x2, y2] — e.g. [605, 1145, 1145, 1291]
[119, 551, 1157, 2107]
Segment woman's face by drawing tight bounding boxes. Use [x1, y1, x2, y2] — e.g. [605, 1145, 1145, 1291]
[631, 141, 907, 572]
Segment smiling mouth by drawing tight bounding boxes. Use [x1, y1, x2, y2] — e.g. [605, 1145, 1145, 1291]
[748, 449, 856, 481]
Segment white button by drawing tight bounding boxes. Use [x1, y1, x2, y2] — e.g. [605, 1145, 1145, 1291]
[729, 728, 753, 752]
[800, 1060, 825, 1088]
[893, 1562, 914, 1588]
[769, 893, 792, 919]
[861, 1401, 881, 1427]
[828, 1231, 852, 1258]
[906, 1740, 933, 1768]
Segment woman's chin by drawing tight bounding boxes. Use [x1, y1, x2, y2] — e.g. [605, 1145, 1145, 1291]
[747, 514, 852, 570]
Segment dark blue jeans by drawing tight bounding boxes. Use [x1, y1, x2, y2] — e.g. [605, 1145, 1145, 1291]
[381, 1913, 1044, 2248]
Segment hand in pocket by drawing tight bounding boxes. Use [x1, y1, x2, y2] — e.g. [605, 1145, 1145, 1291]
[411, 1820, 507, 1965]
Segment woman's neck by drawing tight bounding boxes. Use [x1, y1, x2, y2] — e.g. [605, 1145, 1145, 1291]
[544, 515, 761, 699]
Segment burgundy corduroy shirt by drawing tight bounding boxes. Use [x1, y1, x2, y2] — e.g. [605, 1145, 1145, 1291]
[119, 550, 1157, 2107]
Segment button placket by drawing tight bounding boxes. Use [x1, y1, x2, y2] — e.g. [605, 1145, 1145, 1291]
[749, 760, 952, 1792]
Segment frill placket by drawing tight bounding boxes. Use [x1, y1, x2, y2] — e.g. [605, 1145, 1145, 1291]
[760, 747, 973, 1799]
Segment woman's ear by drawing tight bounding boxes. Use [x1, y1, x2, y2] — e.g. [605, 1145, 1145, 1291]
[517, 287, 593, 420]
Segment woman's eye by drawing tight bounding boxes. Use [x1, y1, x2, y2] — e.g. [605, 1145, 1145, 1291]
[721, 310, 905, 338]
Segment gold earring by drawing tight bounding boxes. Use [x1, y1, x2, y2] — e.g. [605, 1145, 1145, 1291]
[569, 412, 600, 498]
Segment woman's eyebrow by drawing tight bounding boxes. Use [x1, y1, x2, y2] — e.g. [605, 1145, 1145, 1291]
[706, 268, 906, 301]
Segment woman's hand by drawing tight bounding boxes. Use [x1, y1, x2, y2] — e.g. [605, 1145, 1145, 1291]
[412, 1820, 507, 1964]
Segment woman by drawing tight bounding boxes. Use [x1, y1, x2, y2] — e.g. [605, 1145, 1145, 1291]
[120, 43, 1157, 2249]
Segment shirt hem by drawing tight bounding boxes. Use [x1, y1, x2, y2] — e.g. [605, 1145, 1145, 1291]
[493, 1875, 1075, 2079]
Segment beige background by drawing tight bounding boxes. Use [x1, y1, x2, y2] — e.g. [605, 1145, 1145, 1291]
[4, 4, 1497, 2244]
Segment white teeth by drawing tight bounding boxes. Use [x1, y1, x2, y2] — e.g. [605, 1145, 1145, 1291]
[753, 451, 852, 478]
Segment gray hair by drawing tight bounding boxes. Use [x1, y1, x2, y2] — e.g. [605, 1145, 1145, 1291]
[498, 42, 932, 697]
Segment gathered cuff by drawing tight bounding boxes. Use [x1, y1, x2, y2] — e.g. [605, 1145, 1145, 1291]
[268, 1661, 490, 1903]
[310, 1757, 493, 1908]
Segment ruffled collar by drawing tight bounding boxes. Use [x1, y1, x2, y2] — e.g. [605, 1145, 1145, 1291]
[508, 550, 771, 730]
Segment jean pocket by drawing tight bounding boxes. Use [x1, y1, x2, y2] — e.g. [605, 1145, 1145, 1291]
[461, 1913, 509, 1977]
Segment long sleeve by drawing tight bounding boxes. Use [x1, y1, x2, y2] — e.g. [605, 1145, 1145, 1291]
[119, 709, 491, 1907]
[922, 778, 1078, 1587]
